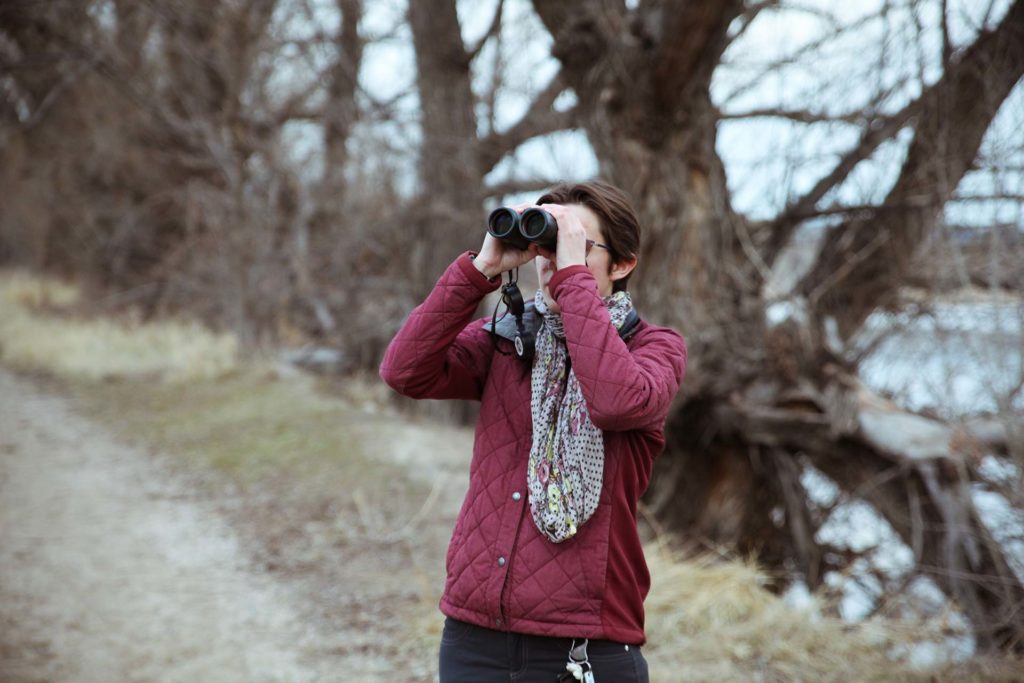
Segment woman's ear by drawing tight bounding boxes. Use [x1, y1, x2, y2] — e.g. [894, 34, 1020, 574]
[610, 255, 638, 283]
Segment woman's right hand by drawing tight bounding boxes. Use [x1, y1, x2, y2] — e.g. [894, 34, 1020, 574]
[472, 204, 539, 279]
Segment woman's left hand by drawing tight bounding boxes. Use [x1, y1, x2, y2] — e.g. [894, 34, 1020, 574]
[537, 204, 588, 270]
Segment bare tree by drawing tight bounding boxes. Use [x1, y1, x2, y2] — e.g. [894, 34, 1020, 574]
[292, 0, 365, 338]
[527, 0, 1024, 653]
[404, 0, 578, 293]
[400, 0, 1024, 653]
[0, 0, 367, 350]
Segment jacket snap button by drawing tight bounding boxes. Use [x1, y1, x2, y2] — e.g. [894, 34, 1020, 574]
[512, 491, 521, 501]
[495, 618, 503, 627]
[497, 556, 506, 567]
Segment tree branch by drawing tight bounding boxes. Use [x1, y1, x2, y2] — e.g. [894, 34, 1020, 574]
[477, 72, 576, 173]
[719, 9, 881, 108]
[764, 102, 919, 265]
[531, 0, 589, 42]
[718, 106, 870, 126]
[725, 0, 779, 45]
[484, 177, 565, 199]
[466, 0, 504, 61]
[530, 0, 622, 79]
[796, 0, 1024, 339]
[651, 0, 743, 113]
[727, 374, 1024, 651]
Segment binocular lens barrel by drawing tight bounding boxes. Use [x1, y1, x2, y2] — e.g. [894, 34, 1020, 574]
[487, 207, 531, 250]
[486, 206, 558, 251]
[519, 208, 557, 250]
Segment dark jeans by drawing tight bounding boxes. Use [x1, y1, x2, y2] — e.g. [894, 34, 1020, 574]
[438, 617, 650, 683]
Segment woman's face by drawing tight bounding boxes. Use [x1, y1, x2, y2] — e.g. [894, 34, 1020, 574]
[534, 204, 617, 314]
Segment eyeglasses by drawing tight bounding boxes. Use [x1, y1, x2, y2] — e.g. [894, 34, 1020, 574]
[585, 239, 610, 256]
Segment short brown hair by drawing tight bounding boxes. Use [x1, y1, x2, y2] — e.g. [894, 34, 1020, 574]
[536, 180, 641, 292]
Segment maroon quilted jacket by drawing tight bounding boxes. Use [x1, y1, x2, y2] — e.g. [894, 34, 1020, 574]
[379, 252, 687, 645]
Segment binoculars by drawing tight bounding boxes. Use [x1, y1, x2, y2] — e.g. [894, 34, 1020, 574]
[487, 207, 558, 251]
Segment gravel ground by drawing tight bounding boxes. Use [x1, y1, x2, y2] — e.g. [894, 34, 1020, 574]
[0, 367, 460, 682]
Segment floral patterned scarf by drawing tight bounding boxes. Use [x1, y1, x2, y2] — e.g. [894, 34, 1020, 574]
[528, 288, 635, 543]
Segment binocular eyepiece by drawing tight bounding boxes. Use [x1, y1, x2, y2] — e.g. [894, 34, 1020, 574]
[487, 207, 558, 251]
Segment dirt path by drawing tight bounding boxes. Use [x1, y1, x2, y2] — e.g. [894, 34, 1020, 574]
[0, 367, 396, 682]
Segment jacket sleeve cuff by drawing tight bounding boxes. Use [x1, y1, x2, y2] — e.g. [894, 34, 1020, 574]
[548, 265, 594, 299]
[457, 251, 503, 293]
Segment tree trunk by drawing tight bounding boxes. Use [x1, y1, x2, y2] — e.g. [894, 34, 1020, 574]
[292, 0, 364, 337]
[408, 0, 485, 297]
[532, 0, 1024, 653]
[814, 430, 1024, 652]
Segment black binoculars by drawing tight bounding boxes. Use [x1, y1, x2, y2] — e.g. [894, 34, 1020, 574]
[487, 207, 558, 251]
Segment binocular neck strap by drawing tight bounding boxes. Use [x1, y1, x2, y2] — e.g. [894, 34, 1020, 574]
[501, 280, 525, 317]
[488, 269, 536, 362]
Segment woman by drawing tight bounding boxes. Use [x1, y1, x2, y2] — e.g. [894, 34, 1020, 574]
[379, 180, 687, 682]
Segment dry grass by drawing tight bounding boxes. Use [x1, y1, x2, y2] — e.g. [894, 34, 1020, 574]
[643, 545, 1024, 681]
[0, 268, 238, 383]
[67, 362, 375, 478]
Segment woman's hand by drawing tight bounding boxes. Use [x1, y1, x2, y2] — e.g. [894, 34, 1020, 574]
[535, 204, 588, 271]
[472, 203, 540, 279]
